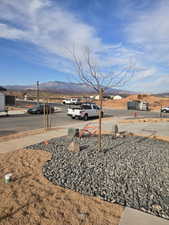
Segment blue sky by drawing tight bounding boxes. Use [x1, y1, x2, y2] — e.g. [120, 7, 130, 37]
[0, 0, 169, 93]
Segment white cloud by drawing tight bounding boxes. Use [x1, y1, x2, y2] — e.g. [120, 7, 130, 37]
[135, 75, 169, 93]
[133, 67, 156, 81]
[0, 0, 102, 56]
[0, 24, 27, 39]
[0, 0, 142, 65]
[1, 0, 118, 77]
[126, 2, 169, 44]
[0, 0, 167, 92]
[126, 0, 169, 64]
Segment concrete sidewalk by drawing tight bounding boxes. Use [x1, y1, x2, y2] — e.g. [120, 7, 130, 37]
[0, 110, 26, 116]
[0, 120, 93, 153]
[119, 208, 169, 225]
[0, 129, 67, 153]
[0, 117, 169, 153]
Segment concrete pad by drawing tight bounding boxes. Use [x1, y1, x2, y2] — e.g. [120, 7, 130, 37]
[0, 121, 93, 153]
[0, 129, 67, 153]
[119, 208, 169, 225]
[0, 110, 26, 116]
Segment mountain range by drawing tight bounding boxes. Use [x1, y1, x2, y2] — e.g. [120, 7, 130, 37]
[5, 81, 136, 95]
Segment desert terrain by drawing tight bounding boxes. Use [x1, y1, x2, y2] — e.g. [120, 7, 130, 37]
[1, 92, 169, 225]
[101, 94, 169, 111]
[9, 90, 169, 112]
[0, 149, 123, 225]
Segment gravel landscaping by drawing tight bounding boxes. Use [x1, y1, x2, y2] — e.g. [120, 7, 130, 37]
[26, 135, 169, 220]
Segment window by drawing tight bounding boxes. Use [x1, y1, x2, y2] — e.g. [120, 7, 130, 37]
[93, 105, 100, 110]
[81, 105, 92, 109]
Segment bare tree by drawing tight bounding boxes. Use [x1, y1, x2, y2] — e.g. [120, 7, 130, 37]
[70, 47, 134, 151]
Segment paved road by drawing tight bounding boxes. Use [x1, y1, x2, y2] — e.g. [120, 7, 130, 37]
[0, 111, 80, 136]
[0, 103, 165, 137]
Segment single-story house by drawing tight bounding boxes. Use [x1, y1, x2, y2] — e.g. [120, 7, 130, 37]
[113, 95, 122, 100]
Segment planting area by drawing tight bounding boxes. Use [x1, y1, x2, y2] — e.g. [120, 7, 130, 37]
[27, 135, 169, 220]
[0, 149, 122, 225]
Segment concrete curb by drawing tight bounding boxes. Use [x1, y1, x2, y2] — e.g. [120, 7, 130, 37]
[119, 207, 169, 225]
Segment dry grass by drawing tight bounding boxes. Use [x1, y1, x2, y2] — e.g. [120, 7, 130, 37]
[0, 149, 123, 225]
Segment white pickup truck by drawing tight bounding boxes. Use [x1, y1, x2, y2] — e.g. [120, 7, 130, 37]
[63, 98, 80, 105]
[161, 106, 169, 113]
[67, 102, 103, 120]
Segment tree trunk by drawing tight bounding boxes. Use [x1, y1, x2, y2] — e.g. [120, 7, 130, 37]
[98, 88, 104, 151]
[160, 104, 162, 118]
[44, 103, 47, 129]
[36, 81, 39, 105]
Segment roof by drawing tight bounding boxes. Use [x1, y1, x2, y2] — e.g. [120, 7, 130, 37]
[0, 86, 7, 91]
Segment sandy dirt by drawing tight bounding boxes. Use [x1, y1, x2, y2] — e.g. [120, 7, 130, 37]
[0, 128, 61, 143]
[7, 107, 26, 111]
[118, 117, 169, 142]
[101, 94, 169, 110]
[119, 118, 169, 123]
[0, 149, 123, 225]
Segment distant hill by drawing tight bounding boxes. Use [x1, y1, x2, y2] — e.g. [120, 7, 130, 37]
[154, 93, 169, 98]
[5, 81, 136, 95]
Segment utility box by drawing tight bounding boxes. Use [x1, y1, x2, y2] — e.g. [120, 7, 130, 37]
[127, 101, 149, 111]
[0, 94, 16, 112]
[68, 128, 79, 138]
[139, 101, 149, 111]
[5, 95, 16, 106]
[0, 92, 5, 112]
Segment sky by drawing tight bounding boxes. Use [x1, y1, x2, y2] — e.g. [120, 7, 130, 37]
[0, 0, 169, 93]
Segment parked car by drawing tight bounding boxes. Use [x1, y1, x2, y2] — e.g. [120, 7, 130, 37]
[63, 98, 81, 105]
[67, 102, 103, 120]
[27, 104, 54, 114]
[160, 107, 169, 113]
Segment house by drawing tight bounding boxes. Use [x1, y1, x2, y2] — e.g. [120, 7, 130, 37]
[0, 86, 7, 91]
[23, 93, 28, 101]
[95, 95, 100, 100]
[89, 96, 94, 99]
[113, 95, 122, 100]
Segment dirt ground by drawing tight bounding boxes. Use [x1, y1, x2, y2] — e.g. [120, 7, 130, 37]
[0, 128, 61, 143]
[0, 149, 123, 225]
[102, 94, 169, 110]
[119, 118, 169, 123]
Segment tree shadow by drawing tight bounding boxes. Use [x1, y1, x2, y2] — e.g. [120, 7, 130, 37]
[0, 130, 17, 137]
[12, 174, 32, 182]
[80, 144, 89, 151]
[0, 189, 51, 222]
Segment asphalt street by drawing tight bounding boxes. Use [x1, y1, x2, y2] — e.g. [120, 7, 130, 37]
[0, 103, 164, 137]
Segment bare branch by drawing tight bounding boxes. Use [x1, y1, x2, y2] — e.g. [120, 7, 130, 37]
[68, 46, 134, 94]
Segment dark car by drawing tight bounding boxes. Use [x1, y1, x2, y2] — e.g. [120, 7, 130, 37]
[27, 104, 54, 114]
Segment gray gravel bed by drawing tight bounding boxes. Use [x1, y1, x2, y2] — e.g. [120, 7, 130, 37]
[26, 135, 169, 220]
